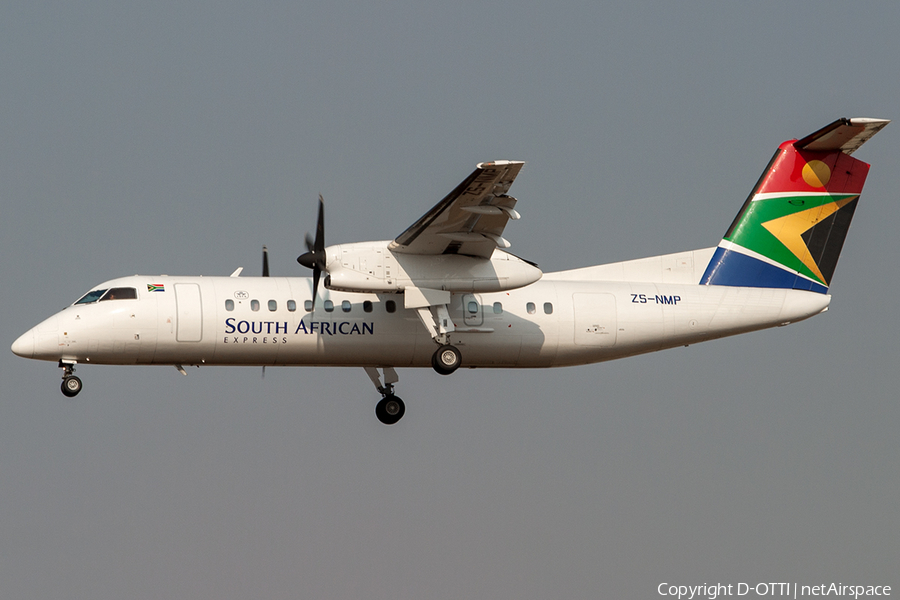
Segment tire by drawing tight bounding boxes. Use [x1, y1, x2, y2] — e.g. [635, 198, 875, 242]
[431, 345, 461, 375]
[61, 376, 82, 398]
[375, 395, 406, 425]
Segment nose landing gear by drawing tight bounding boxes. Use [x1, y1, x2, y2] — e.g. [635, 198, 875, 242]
[59, 361, 82, 398]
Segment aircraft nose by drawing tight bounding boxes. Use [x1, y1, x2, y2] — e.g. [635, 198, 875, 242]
[11, 329, 35, 358]
[12, 314, 60, 360]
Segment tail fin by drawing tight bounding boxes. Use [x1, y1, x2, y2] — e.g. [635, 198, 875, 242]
[700, 118, 889, 293]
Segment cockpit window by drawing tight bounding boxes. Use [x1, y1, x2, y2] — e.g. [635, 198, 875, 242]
[75, 289, 108, 305]
[100, 287, 138, 301]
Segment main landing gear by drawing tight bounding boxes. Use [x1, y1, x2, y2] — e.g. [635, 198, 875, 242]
[59, 361, 82, 398]
[365, 366, 405, 425]
[363, 344, 461, 424]
[413, 302, 463, 376]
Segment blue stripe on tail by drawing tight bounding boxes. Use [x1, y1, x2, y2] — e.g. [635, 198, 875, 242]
[700, 247, 829, 294]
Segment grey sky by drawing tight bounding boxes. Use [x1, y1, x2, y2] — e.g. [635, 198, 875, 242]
[1, 2, 898, 598]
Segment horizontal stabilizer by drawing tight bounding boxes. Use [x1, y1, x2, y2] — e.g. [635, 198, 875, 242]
[796, 117, 890, 156]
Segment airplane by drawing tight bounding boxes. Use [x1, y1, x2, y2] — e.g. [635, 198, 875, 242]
[11, 117, 889, 424]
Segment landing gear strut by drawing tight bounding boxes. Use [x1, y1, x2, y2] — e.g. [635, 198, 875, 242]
[365, 366, 405, 425]
[59, 361, 82, 398]
[412, 303, 463, 376]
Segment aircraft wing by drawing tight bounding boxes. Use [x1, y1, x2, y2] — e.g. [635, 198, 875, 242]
[388, 161, 525, 258]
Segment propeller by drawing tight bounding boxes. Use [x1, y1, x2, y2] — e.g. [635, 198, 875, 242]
[297, 195, 326, 301]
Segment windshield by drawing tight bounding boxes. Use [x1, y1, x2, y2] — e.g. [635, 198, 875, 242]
[74, 289, 108, 305]
[73, 287, 138, 305]
[100, 287, 137, 301]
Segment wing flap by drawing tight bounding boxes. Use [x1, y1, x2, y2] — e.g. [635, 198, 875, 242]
[390, 161, 525, 258]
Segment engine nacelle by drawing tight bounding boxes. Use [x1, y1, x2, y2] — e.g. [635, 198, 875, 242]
[324, 241, 542, 294]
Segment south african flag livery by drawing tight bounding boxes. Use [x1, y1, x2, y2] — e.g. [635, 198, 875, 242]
[147, 284, 165, 292]
[701, 118, 886, 294]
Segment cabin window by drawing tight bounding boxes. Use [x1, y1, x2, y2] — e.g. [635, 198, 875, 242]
[363, 300, 373, 313]
[268, 300, 277, 312]
[287, 300, 297, 312]
[385, 300, 396, 313]
[225, 299, 234, 311]
[100, 287, 138, 301]
[251, 299, 260, 312]
[467, 301, 478, 314]
[304, 300, 313, 312]
[544, 302, 553, 314]
[526, 302, 536, 314]
[493, 302, 503, 314]
[324, 300, 334, 312]
[342, 300, 351, 313]
[75, 289, 108, 305]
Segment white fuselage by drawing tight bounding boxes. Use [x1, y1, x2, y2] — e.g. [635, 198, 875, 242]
[16, 250, 831, 370]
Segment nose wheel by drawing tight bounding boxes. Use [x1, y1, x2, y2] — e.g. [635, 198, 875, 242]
[61, 375, 83, 397]
[59, 361, 82, 397]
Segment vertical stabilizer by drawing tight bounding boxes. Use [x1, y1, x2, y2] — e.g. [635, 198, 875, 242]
[701, 118, 888, 293]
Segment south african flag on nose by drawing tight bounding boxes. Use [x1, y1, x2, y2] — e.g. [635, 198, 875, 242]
[147, 284, 166, 292]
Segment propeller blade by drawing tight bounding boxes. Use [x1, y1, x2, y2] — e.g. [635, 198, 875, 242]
[314, 194, 325, 254]
[304, 233, 315, 253]
[312, 266, 321, 301]
[262, 245, 270, 277]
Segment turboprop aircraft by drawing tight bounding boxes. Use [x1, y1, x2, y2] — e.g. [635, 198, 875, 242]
[11, 117, 889, 424]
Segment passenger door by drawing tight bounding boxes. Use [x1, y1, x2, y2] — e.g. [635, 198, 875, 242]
[175, 283, 203, 342]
